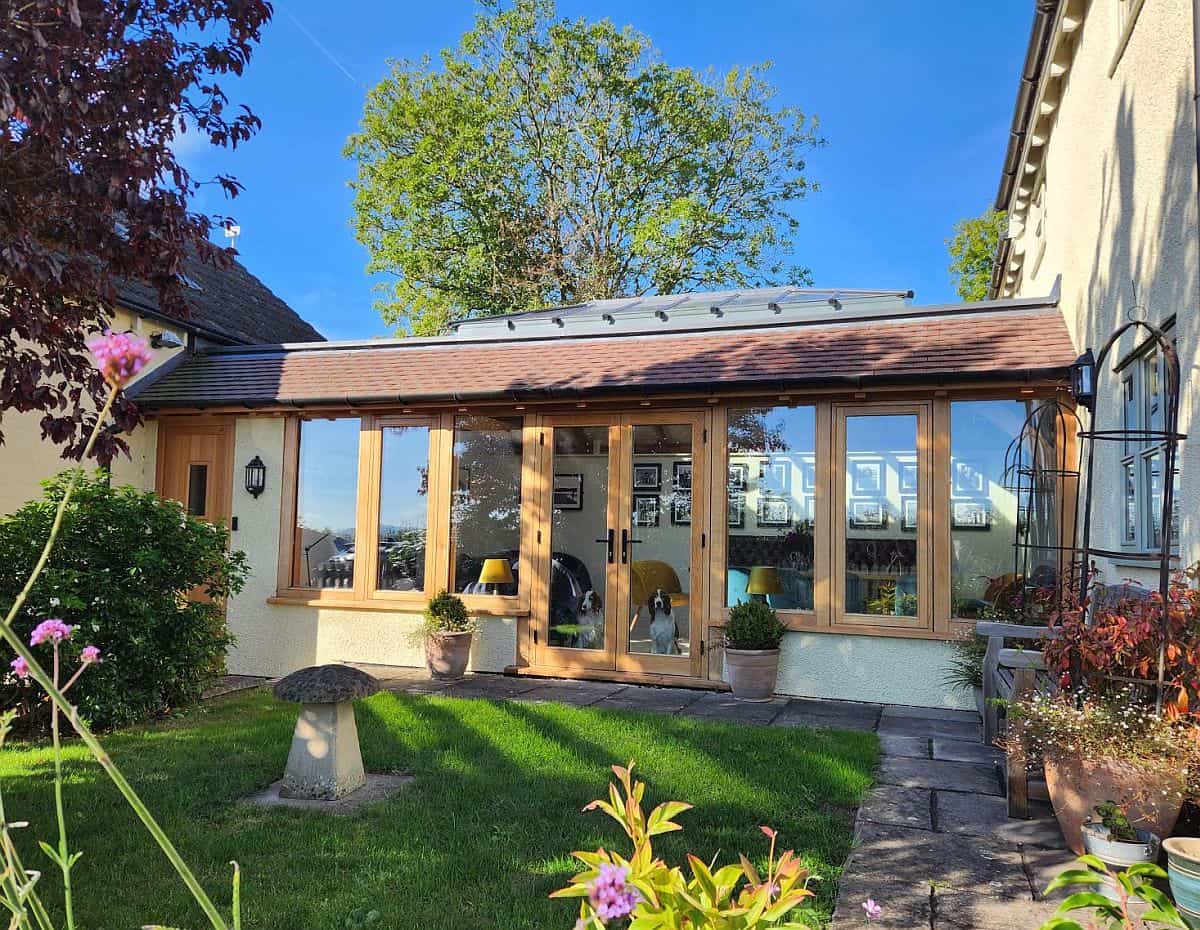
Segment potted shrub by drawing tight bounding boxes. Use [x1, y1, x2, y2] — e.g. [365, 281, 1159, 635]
[421, 590, 475, 679]
[1081, 801, 1162, 903]
[1006, 690, 1190, 855]
[724, 600, 787, 702]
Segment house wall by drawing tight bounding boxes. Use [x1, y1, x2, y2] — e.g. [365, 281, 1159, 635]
[1007, 0, 1200, 581]
[0, 308, 185, 515]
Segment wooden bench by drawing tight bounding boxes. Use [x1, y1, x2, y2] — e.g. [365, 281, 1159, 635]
[977, 621, 1059, 818]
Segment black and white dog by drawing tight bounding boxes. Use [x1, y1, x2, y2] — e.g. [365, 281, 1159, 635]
[577, 589, 604, 648]
[647, 588, 679, 655]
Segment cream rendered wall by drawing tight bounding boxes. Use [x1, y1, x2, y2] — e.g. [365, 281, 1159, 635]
[1008, 0, 1200, 580]
[224, 415, 516, 677]
[0, 308, 184, 514]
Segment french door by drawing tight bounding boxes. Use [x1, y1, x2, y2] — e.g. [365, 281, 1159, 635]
[533, 411, 708, 678]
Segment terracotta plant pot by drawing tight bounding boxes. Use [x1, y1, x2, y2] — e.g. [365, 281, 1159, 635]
[1163, 837, 1200, 929]
[725, 648, 780, 702]
[1044, 755, 1185, 855]
[425, 631, 472, 679]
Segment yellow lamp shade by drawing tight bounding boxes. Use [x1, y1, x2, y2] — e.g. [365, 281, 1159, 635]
[478, 558, 515, 585]
[746, 565, 783, 596]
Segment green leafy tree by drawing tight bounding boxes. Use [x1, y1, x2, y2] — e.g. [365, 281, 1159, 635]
[947, 208, 1007, 302]
[345, 0, 824, 335]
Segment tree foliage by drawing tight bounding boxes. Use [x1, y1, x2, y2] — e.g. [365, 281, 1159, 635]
[0, 0, 271, 463]
[947, 207, 1007, 302]
[346, 0, 824, 335]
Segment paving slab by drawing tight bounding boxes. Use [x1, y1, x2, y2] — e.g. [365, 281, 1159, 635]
[876, 714, 983, 742]
[203, 675, 270, 699]
[934, 791, 1063, 847]
[1022, 844, 1085, 902]
[878, 735, 930, 759]
[932, 737, 1003, 765]
[772, 698, 881, 731]
[595, 687, 705, 714]
[393, 678, 454, 695]
[933, 890, 1058, 929]
[877, 756, 1001, 797]
[685, 693, 788, 724]
[857, 784, 933, 831]
[242, 774, 412, 814]
[882, 704, 982, 724]
[519, 682, 627, 706]
[438, 676, 546, 699]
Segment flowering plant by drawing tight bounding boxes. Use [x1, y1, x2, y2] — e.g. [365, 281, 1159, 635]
[553, 762, 817, 929]
[1005, 689, 1200, 792]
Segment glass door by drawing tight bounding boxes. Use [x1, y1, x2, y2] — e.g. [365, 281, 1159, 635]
[535, 416, 620, 670]
[615, 412, 706, 677]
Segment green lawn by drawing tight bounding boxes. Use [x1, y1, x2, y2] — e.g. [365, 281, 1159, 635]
[1, 690, 877, 929]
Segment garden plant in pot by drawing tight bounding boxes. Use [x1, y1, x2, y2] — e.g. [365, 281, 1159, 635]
[1006, 577, 1200, 855]
[1082, 801, 1162, 903]
[421, 590, 476, 679]
[724, 599, 787, 702]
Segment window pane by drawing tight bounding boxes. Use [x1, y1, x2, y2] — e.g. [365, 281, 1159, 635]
[1144, 452, 1163, 550]
[1123, 461, 1138, 544]
[845, 414, 917, 617]
[295, 418, 360, 589]
[726, 407, 816, 612]
[186, 464, 208, 517]
[1144, 351, 1163, 438]
[949, 401, 1027, 618]
[450, 416, 523, 595]
[378, 425, 431, 592]
[1122, 376, 1136, 454]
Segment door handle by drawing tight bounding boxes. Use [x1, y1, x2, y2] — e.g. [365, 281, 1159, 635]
[595, 528, 614, 564]
[621, 528, 642, 564]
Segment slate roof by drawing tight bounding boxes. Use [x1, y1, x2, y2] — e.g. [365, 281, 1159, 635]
[117, 254, 324, 345]
[132, 297, 1075, 409]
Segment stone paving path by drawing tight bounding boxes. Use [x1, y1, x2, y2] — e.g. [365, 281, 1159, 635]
[208, 669, 1072, 928]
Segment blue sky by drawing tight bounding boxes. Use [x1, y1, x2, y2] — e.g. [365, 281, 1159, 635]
[185, 1, 1033, 342]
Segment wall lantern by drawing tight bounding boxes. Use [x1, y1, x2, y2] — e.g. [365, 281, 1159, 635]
[244, 455, 267, 498]
[1069, 349, 1097, 411]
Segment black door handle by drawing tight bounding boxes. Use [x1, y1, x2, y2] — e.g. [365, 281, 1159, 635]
[620, 528, 642, 563]
[595, 528, 614, 564]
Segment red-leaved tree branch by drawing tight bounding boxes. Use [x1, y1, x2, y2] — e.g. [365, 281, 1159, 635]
[0, 0, 272, 464]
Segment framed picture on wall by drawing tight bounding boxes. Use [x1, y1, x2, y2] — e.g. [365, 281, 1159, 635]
[728, 463, 748, 491]
[552, 473, 583, 510]
[901, 463, 918, 492]
[901, 497, 917, 531]
[728, 493, 745, 528]
[673, 461, 692, 492]
[849, 500, 885, 529]
[759, 460, 789, 493]
[952, 500, 991, 530]
[670, 493, 691, 525]
[633, 463, 661, 491]
[852, 461, 882, 495]
[633, 493, 660, 527]
[954, 461, 985, 493]
[757, 496, 791, 526]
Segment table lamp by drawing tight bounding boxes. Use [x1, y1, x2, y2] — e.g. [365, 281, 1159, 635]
[746, 565, 783, 602]
[478, 558, 514, 593]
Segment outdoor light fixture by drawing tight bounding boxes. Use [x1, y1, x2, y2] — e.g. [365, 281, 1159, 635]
[1069, 349, 1097, 411]
[244, 455, 266, 498]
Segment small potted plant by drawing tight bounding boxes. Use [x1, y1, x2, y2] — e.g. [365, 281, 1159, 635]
[724, 599, 787, 702]
[1082, 801, 1161, 871]
[1163, 836, 1200, 928]
[421, 590, 475, 679]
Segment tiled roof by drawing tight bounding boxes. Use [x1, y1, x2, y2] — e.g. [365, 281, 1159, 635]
[131, 303, 1074, 409]
[117, 254, 324, 345]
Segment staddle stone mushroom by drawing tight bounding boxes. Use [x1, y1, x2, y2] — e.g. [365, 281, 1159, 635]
[273, 665, 380, 801]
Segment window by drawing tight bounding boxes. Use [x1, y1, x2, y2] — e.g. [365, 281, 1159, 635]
[1120, 341, 1179, 552]
[377, 422, 433, 592]
[949, 401, 1029, 618]
[293, 418, 361, 589]
[725, 407, 817, 612]
[449, 416, 523, 596]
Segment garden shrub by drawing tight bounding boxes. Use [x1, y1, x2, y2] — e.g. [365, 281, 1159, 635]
[0, 470, 247, 730]
[725, 599, 787, 651]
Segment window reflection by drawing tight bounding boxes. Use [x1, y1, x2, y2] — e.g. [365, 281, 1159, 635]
[377, 424, 431, 592]
[294, 418, 360, 589]
[950, 400, 1038, 618]
[844, 415, 917, 617]
[450, 416, 523, 595]
[726, 407, 816, 612]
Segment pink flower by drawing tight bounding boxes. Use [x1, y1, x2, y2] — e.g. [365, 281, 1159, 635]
[587, 863, 641, 921]
[10, 657, 29, 679]
[86, 329, 153, 387]
[862, 898, 883, 921]
[80, 645, 101, 664]
[30, 618, 73, 646]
